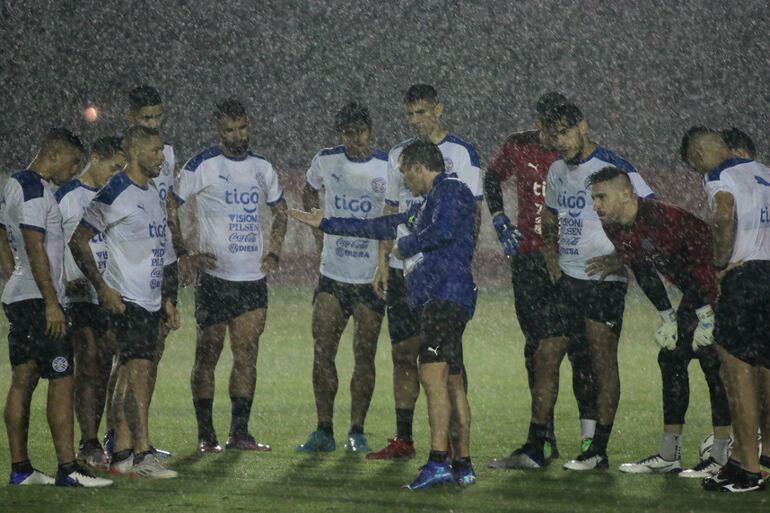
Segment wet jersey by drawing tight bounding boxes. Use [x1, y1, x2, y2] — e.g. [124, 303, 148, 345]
[151, 143, 177, 265]
[81, 171, 167, 312]
[704, 158, 770, 263]
[175, 146, 284, 282]
[305, 145, 388, 284]
[0, 170, 65, 305]
[544, 146, 654, 281]
[55, 179, 106, 304]
[384, 133, 482, 268]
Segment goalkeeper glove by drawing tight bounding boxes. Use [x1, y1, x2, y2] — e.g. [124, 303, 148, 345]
[693, 305, 715, 350]
[492, 214, 523, 257]
[654, 308, 678, 350]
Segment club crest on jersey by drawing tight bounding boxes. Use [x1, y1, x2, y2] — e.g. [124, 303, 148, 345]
[51, 356, 69, 373]
[225, 186, 260, 213]
[444, 157, 454, 172]
[371, 177, 386, 194]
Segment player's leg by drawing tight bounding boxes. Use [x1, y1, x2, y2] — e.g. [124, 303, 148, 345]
[5, 361, 40, 469]
[102, 331, 120, 457]
[760, 366, 770, 466]
[565, 335, 597, 450]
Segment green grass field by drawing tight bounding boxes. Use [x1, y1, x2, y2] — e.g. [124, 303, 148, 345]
[0, 285, 767, 512]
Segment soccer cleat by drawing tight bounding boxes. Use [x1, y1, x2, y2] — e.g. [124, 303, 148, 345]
[679, 457, 723, 479]
[103, 429, 115, 458]
[78, 440, 109, 471]
[707, 472, 765, 493]
[130, 453, 178, 479]
[55, 464, 113, 487]
[108, 453, 134, 475]
[150, 445, 172, 459]
[296, 431, 336, 453]
[345, 432, 371, 453]
[366, 438, 415, 460]
[454, 464, 477, 486]
[618, 453, 682, 474]
[544, 440, 560, 460]
[198, 438, 224, 454]
[8, 469, 55, 486]
[702, 460, 741, 491]
[488, 443, 547, 470]
[563, 447, 609, 471]
[404, 460, 455, 490]
[580, 438, 593, 454]
[225, 433, 271, 451]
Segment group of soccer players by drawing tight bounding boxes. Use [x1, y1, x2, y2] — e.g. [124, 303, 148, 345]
[1, 83, 768, 493]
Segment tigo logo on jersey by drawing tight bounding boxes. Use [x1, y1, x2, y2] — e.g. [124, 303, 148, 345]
[371, 177, 386, 194]
[334, 194, 373, 214]
[558, 190, 587, 218]
[225, 187, 260, 213]
[148, 221, 167, 238]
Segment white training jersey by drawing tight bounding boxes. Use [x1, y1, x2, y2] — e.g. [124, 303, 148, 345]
[175, 146, 284, 282]
[384, 133, 483, 268]
[544, 146, 654, 281]
[704, 158, 770, 264]
[81, 171, 167, 312]
[150, 143, 177, 265]
[55, 178, 107, 304]
[0, 170, 66, 306]
[306, 146, 388, 284]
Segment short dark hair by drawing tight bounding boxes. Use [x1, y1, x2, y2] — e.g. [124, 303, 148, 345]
[535, 91, 568, 118]
[128, 85, 163, 112]
[124, 125, 160, 151]
[721, 127, 756, 159]
[679, 125, 712, 163]
[403, 84, 438, 104]
[541, 101, 584, 129]
[40, 127, 85, 155]
[90, 136, 124, 160]
[214, 98, 248, 121]
[586, 166, 631, 189]
[334, 102, 371, 131]
[400, 140, 445, 173]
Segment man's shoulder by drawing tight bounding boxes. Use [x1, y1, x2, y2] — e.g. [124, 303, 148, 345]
[590, 146, 637, 174]
[183, 146, 224, 172]
[95, 172, 134, 206]
[10, 170, 46, 202]
[442, 133, 480, 167]
[388, 137, 417, 158]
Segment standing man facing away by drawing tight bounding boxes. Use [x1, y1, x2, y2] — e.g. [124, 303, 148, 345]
[296, 102, 387, 453]
[1, 128, 111, 487]
[173, 99, 288, 453]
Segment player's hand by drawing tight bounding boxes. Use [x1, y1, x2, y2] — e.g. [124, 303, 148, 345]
[98, 286, 126, 315]
[163, 298, 180, 331]
[492, 214, 523, 257]
[693, 305, 715, 350]
[262, 252, 280, 274]
[543, 251, 561, 284]
[585, 253, 624, 280]
[44, 301, 67, 339]
[288, 208, 323, 228]
[654, 308, 678, 350]
[65, 278, 90, 298]
[372, 264, 389, 299]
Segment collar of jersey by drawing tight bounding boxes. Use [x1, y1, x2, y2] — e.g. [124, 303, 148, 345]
[221, 151, 249, 162]
[119, 171, 149, 190]
[574, 146, 604, 165]
[76, 179, 99, 192]
[708, 157, 753, 177]
[344, 150, 377, 163]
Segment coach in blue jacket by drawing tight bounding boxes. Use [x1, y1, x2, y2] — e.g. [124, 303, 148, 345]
[290, 140, 478, 490]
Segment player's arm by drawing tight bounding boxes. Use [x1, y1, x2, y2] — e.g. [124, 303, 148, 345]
[22, 228, 66, 338]
[170, 191, 216, 286]
[302, 182, 324, 257]
[0, 226, 13, 279]
[484, 166, 521, 257]
[263, 198, 288, 273]
[711, 191, 735, 269]
[70, 222, 125, 315]
[373, 204, 398, 299]
[541, 207, 560, 282]
[290, 207, 406, 240]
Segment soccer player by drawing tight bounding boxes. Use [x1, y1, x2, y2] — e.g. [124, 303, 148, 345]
[586, 166, 731, 477]
[1, 128, 111, 487]
[290, 139, 478, 489]
[681, 126, 770, 492]
[367, 84, 483, 460]
[173, 99, 288, 453]
[70, 125, 177, 478]
[56, 136, 125, 469]
[296, 103, 387, 453]
[485, 92, 597, 469]
[530, 101, 656, 471]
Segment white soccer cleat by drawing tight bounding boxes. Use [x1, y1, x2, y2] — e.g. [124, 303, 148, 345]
[9, 469, 55, 486]
[679, 457, 722, 479]
[563, 448, 609, 471]
[56, 465, 113, 487]
[131, 454, 178, 479]
[618, 453, 682, 474]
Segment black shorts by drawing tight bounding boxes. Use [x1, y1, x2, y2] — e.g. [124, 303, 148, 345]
[714, 261, 770, 369]
[416, 300, 469, 374]
[162, 261, 179, 306]
[66, 301, 111, 333]
[511, 251, 563, 344]
[386, 268, 421, 344]
[545, 274, 627, 339]
[110, 302, 161, 363]
[4, 299, 74, 379]
[195, 273, 268, 328]
[313, 275, 385, 319]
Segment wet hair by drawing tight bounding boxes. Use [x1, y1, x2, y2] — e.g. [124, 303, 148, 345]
[128, 85, 163, 111]
[214, 98, 248, 121]
[334, 102, 372, 132]
[90, 136, 124, 160]
[123, 125, 160, 151]
[586, 166, 632, 189]
[541, 101, 584, 129]
[400, 140, 445, 173]
[40, 127, 85, 156]
[403, 84, 438, 104]
[679, 125, 713, 163]
[535, 91, 568, 118]
[721, 127, 756, 159]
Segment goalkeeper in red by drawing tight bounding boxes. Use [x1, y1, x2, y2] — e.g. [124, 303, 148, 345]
[587, 166, 731, 478]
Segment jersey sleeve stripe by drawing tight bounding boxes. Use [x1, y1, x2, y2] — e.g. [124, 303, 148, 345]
[172, 191, 185, 204]
[305, 179, 320, 192]
[266, 190, 285, 207]
[12, 171, 44, 202]
[19, 223, 45, 233]
[183, 146, 223, 173]
[78, 219, 100, 234]
[443, 134, 481, 168]
[385, 199, 399, 207]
